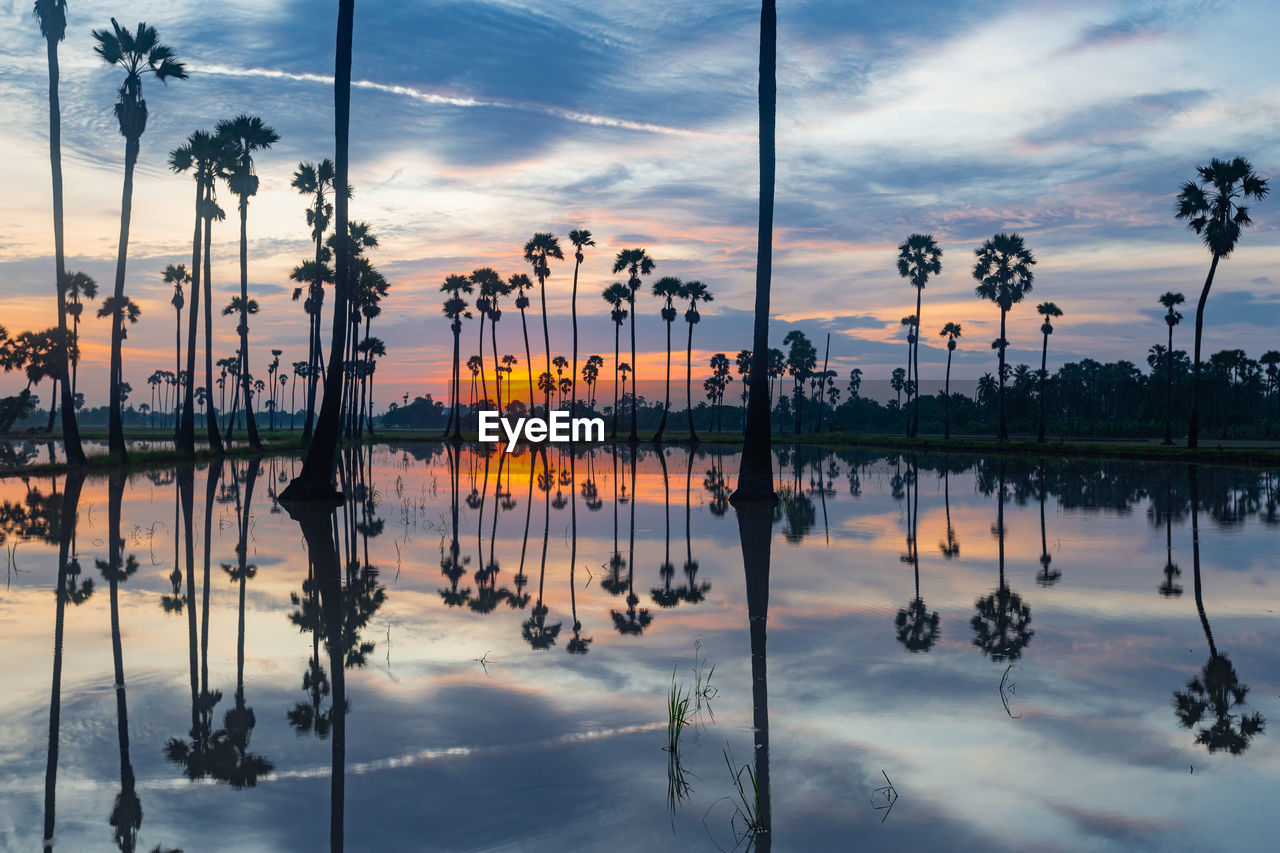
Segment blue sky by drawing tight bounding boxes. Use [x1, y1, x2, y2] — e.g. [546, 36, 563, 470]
[1, 0, 1278, 405]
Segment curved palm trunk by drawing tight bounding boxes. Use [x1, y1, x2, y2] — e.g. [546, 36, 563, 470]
[283, 0, 354, 502]
[1038, 331, 1049, 442]
[734, 0, 777, 502]
[490, 318, 501, 416]
[237, 200, 261, 449]
[518, 307, 535, 419]
[202, 203, 225, 454]
[1164, 324, 1175, 445]
[997, 307, 1009, 441]
[628, 299, 639, 444]
[538, 277, 552, 417]
[107, 137, 141, 462]
[685, 320, 698, 442]
[44, 32, 86, 466]
[179, 183, 203, 453]
[1188, 255, 1219, 449]
[571, 257, 581, 421]
[1188, 465, 1215, 656]
[911, 289, 922, 436]
[655, 316, 673, 442]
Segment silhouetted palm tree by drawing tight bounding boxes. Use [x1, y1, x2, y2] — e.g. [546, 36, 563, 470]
[1175, 158, 1269, 448]
[62, 270, 97, 402]
[1036, 302, 1062, 442]
[681, 281, 713, 442]
[568, 229, 595, 421]
[508, 273, 536, 417]
[162, 264, 188, 430]
[612, 249, 655, 443]
[897, 234, 942, 437]
[1157, 291, 1185, 445]
[282, 0, 354, 501]
[290, 159, 336, 442]
[896, 456, 938, 652]
[939, 322, 962, 439]
[34, 0, 86, 465]
[651, 276, 683, 442]
[736, 0, 778, 503]
[524, 233, 563, 416]
[973, 233, 1036, 441]
[92, 18, 187, 461]
[603, 282, 630, 439]
[1035, 463, 1060, 586]
[215, 115, 278, 450]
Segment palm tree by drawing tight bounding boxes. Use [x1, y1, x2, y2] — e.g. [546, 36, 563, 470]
[92, 18, 187, 461]
[291, 159, 337, 442]
[602, 282, 630, 439]
[552, 355, 569, 408]
[973, 233, 1036, 441]
[63, 271, 97, 401]
[504, 273, 536, 418]
[612, 249, 656, 443]
[1175, 157, 1270, 448]
[897, 234, 942, 438]
[34, 0, 86, 465]
[282, 0, 354, 502]
[939, 322, 962, 439]
[440, 275, 471, 442]
[1035, 302, 1062, 442]
[163, 264, 188, 430]
[735, 0, 778, 502]
[681, 281, 713, 442]
[215, 115, 278, 450]
[899, 315, 916, 435]
[650, 276, 684, 442]
[170, 129, 228, 453]
[266, 348, 282, 430]
[524, 233, 564, 416]
[618, 361, 632, 420]
[1157, 292, 1185, 445]
[568, 229, 595, 421]
[96, 296, 141, 414]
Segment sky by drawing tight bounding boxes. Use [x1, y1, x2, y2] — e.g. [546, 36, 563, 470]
[2, 0, 1280, 408]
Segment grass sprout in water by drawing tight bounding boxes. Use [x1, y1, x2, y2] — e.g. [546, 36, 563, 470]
[666, 668, 693, 753]
[692, 638, 718, 725]
[715, 746, 763, 849]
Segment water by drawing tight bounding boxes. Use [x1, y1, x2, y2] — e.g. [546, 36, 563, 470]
[0, 445, 1276, 852]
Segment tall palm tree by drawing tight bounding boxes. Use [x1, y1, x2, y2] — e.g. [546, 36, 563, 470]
[170, 129, 228, 453]
[568, 229, 595, 421]
[215, 114, 279, 451]
[1158, 291, 1185, 445]
[897, 234, 942, 438]
[63, 271, 97, 402]
[1175, 158, 1269, 448]
[1035, 302, 1062, 442]
[479, 271, 509, 416]
[736, 0, 777, 502]
[200, 195, 227, 451]
[602, 282, 630, 440]
[92, 18, 187, 462]
[291, 159, 337, 442]
[163, 264, 188, 431]
[899, 315, 916, 436]
[441, 275, 471, 442]
[470, 267, 501, 414]
[650, 276, 683, 443]
[34, 0, 86, 465]
[682, 280, 713, 442]
[940, 322, 962, 439]
[972, 233, 1036, 441]
[282, 0, 354, 502]
[612, 249, 655, 443]
[509, 274, 536, 417]
[524, 233, 564, 416]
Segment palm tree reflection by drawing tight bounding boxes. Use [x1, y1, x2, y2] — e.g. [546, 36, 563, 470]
[938, 457, 959, 559]
[612, 447, 652, 635]
[971, 459, 1034, 662]
[523, 449, 562, 649]
[1172, 466, 1266, 755]
[1035, 461, 1060, 587]
[896, 455, 938, 653]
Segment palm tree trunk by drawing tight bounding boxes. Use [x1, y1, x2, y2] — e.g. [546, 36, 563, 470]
[1038, 332, 1049, 442]
[539, 276, 552, 418]
[685, 320, 698, 442]
[998, 307, 1009, 441]
[449, 324, 462, 442]
[202, 199, 224, 454]
[1188, 255, 1219, 449]
[283, 0, 354, 502]
[1163, 329, 1175, 445]
[237, 200, 261, 449]
[1187, 465, 1215, 657]
[571, 256, 581, 421]
[911, 289, 922, 437]
[944, 348, 952, 439]
[519, 308, 534, 419]
[734, 0, 777, 503]
[44, 34, 85, 466]
[611, 323, 620, 440]
[628, 299, 639, 444]
[490, 318, 502, 416]
[655, 317, 672, 442]
[107, 137, 140, 462]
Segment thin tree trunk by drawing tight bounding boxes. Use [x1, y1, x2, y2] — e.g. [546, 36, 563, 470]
[108, 138, 140, 462]
[944, 348, 952, 439]
[655, 317, 672, 442]
[1188, 255, 1219, 449]
[912, 288, 922, 437]
[628, 299, 639, 444]
[45, 34, 85, 465]
[733, 0, 777, 503]
[539, 277, 552, 418]
[571, 254, 581, 421]
[685, 319, 698, 442]
[1038, 332, 1049, 442]
[998, 306, 1009, 441]
[202, 198, 224, 454]
[611, 322, 620, 440]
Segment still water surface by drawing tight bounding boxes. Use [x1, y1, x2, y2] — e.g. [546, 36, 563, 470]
[0, 444, 1276, 851]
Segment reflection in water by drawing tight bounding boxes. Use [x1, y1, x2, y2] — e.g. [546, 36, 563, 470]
[8, 445, 1280, 850]
[1172, 466, 1267, 755]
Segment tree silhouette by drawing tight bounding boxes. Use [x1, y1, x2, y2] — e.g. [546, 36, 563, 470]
[612, 249, 655, 443]
[650, 276, 683, 442]
[896, 456, 939, 652]
[567, 229, 595, 421]
[897, 234, 942, 437]
[971, 460, 1033, 661]
[602, 281, 630, 439]
[973, 233, 1036, 441]
[289, 158, 337, 442]
[1157, 291, 1185, 445]
[1036, 302, 1062, 442]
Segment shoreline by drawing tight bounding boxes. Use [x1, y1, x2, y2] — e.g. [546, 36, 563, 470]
[4, 428, 1280, 479]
